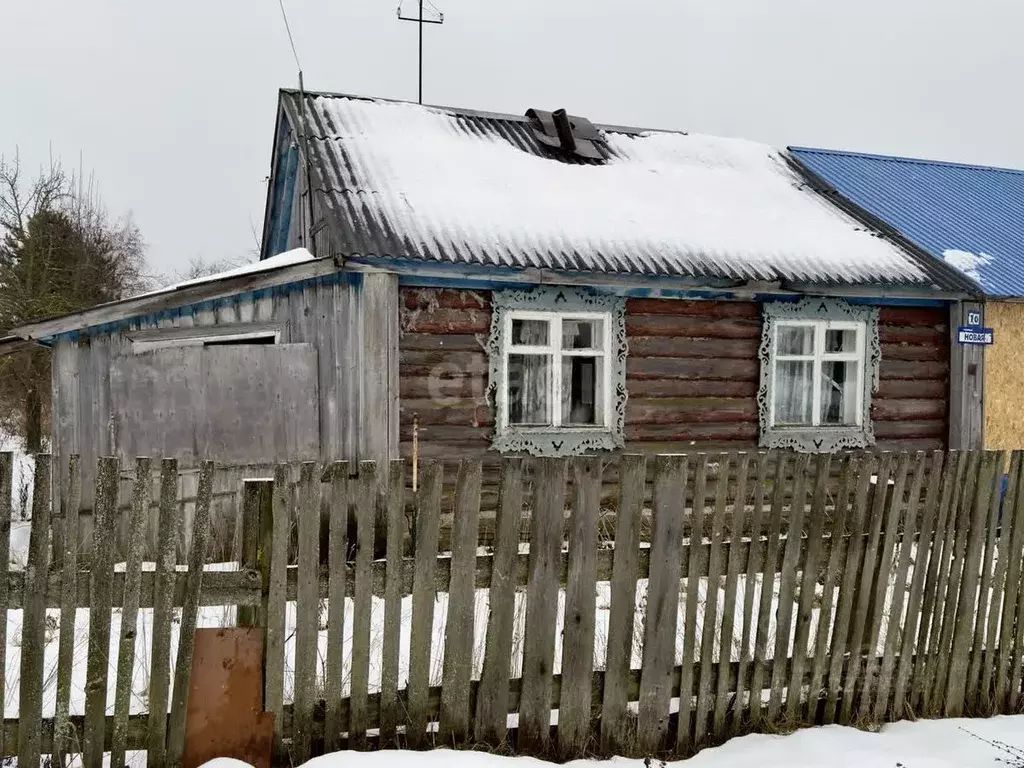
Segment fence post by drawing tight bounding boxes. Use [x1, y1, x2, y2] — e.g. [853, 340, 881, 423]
[84, 456, 121, 768]
[18, 453, 51, 768]
[239, 480, 273, 629]
[0, 453, 12, 761]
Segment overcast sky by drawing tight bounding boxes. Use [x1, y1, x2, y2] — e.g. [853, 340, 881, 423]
[2, 0, 1022, 276]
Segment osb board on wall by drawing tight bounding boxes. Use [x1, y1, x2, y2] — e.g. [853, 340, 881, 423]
[983, 301, 1024, 450]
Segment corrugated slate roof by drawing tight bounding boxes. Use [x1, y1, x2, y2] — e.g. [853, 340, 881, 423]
[280, 90, 968, 292]
[790, 146, 1024, 297]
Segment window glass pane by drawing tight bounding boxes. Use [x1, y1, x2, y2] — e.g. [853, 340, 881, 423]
[820, 360, 859, 425]
[825, 327, 858, 354]
[777, 325, 814, 356]
[508, 354, 552, 425]
[562, 318, 603, 350]
[561, 356, 604, 425]
[774, 360, 813, 425]
[512, 318, 549, 345]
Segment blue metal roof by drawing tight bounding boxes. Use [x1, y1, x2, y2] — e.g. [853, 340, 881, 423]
[789, 146, 1024, 298]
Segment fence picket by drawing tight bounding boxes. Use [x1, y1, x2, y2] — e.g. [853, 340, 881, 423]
[1008, 458, 1024, 710]
[237, 479, 268, 629]
[440, 459, 484, 746]
[264, 463, 291, 748]
[825, 455, 874, 723]
[677, 454, 706, 751]
[147, 459, 180, 767]
[350, 462, 378, 750]
[894, 451, 945, 718]
[715, 452, 751, 734]
[696, 454, 732, 746]
[918, 452, 966, 714]
[380, 459, 406, 746]
[929, 451, 979, 713]
[769, 453, 810, 721]
[324, 462, 349, 752]
[996, 453, 1024, 710]
[519, 457, 568, 754]
[0, 454, 12, 764]
[971, 452, 1006, 712]
[873, 453, 927, 721]
[787, 454, 832, 721]
[858, 453, 911, 717]
[166, 460, 215, 767]
[111, 457, 153, 768]
[808, 455, 854, 724]
[558, 457, 602, 757]
[946, 451, 998, 716]
[84, 456, 121, 768]
[54, 454, 81, 767]
[408, 461, 443, 748]
[735, 452, 770, 731]
[293, 462, 322, 761]
[750, 453, 789, 725]
[600, 455, 645, 753]
[839, 452, 894, 723]
[18, 453, 52, 768]
[476, 458, 525, 747]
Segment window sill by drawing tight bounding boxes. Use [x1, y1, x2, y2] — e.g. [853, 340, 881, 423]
[491, 426, 623, 457]
[759, 424, 875, 453]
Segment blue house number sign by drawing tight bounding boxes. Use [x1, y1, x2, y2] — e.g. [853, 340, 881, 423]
[957, 323, 994, 345]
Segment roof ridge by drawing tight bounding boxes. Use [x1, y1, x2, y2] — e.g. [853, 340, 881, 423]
[789, 145, 1024, 177]
[282, 87, 681, 137]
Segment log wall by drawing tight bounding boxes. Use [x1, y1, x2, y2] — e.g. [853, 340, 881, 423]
[399, 288, 950, 458]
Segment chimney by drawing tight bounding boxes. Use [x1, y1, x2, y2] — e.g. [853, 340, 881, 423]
[552, 109, 577, 152]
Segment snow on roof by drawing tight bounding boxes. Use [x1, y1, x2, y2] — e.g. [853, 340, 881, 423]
[296, 94, 933, 286]
[138, 248, 315, 299]
[943, 248, 993, 284]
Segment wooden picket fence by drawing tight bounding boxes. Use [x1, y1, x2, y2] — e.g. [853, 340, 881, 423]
[6, 449, 1024, 766]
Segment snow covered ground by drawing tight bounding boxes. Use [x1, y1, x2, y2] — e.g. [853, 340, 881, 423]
[1, 434, 35, 527]
[199, 715, 1024, 767]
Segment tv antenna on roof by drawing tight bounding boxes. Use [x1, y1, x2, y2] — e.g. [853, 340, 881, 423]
[397, 0, 444, 104]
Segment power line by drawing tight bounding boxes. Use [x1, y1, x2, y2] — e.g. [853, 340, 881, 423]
[277, 0, 303, 73]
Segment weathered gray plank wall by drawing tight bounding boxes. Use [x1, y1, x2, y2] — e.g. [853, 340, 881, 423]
[949, 300, 984, 450]
[50, 270, 400, 513]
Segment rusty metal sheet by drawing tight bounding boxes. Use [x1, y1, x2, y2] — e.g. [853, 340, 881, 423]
[183, 627, 274, 768]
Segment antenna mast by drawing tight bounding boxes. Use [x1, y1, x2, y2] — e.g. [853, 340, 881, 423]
[398, 0, 444, 104]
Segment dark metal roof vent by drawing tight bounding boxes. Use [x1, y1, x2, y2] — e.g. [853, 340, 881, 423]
[526, 108, 605, 161]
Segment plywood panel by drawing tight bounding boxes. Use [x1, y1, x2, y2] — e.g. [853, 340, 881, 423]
[983, 301, 1024, 450]
[111, 345, 319, 466]
[202, 345, 319, 462]
[110, 348, 203, 463]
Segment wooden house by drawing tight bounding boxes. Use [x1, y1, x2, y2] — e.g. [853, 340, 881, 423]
[4, 92, 978, 514]
[790, 146, 1024, 452]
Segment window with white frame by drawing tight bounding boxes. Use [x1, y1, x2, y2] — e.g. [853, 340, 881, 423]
[758, 298, 879, 452]
[488, 287, 627, 456]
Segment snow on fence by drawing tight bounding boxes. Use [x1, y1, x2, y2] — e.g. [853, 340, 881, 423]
[3, 449, 1024, 766]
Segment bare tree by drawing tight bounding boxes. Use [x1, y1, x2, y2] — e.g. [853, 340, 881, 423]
[0, 153, 147, 450]
[180, 254, 251, 281]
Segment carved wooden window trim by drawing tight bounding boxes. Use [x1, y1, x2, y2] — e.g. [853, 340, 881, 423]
[487, 286, 627, 456]
[757, 297, 880, 452]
